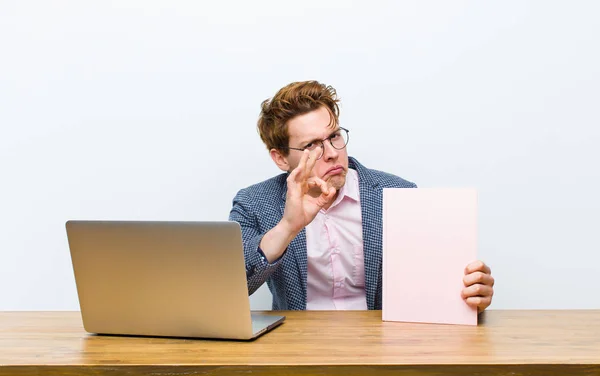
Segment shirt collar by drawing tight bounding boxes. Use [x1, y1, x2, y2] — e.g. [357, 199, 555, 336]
[327, 168, 360, 210]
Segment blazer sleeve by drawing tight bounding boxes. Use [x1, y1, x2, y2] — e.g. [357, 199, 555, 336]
[228, 188, 284, 295]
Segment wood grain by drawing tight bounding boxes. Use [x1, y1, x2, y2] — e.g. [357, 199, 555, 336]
[1, 310, 599, 375]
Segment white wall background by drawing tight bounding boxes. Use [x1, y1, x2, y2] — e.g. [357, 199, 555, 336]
[1, 0, 599, 311]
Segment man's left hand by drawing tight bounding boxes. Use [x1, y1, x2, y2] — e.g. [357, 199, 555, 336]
[462, 260, 494, 313]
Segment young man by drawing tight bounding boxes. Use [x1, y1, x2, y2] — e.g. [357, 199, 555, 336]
[229, 81, 494, 311]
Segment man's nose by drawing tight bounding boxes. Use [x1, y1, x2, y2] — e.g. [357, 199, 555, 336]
[322, 140, 339, 161]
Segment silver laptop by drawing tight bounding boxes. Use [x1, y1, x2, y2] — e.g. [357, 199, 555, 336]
[65, 220, 285, 340]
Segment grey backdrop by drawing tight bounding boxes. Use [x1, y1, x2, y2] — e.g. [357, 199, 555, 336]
[1, 0, 599, 310]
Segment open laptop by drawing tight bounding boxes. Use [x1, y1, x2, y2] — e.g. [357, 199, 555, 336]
[65, 220, 285, 340]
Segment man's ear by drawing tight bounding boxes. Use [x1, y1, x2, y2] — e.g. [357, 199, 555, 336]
[270, 149, 291, 172]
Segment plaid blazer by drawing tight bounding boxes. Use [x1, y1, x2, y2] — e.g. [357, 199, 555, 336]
[228, 157, 416, 310]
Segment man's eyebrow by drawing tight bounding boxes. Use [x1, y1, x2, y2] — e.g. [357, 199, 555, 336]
[299, 128, 340, 146]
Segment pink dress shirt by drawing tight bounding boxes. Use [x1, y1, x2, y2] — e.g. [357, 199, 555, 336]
[305, 168, 367, 310]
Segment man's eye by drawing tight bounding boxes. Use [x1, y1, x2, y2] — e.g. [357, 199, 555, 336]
[330, 133, 340, 140]
[304, 143, 314, 149]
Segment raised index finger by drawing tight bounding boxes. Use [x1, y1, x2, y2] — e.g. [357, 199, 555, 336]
[303, 146, 322, 180]
[290, 149, 311, 183]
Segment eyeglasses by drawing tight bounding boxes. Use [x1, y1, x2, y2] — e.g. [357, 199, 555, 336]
[280, 127, 350, 160]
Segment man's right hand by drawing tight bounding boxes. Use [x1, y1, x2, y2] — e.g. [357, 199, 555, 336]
[281, 147, 337, 234]
[258, 147, 336, 263]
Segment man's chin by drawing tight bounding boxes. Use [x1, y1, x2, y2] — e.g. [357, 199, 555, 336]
[328, 174, 347, 191]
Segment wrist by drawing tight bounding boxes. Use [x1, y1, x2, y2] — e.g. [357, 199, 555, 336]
[279, 217, 302, 238]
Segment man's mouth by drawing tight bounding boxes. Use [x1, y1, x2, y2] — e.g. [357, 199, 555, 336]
[324, 165, 344, 176]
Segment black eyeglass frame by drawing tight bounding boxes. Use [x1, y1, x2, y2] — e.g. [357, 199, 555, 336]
[278, 127, 350, 160]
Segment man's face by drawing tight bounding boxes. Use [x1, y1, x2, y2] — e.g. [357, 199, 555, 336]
[283, 106, 349, 192]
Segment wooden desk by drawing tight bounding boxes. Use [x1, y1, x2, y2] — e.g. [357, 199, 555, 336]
[1, 310, 599, 375]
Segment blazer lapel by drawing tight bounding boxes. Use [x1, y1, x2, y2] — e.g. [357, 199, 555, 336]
[279, 183, 308, 306]
[351, 158, 382, 310]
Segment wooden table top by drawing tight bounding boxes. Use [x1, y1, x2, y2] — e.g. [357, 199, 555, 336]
[1, 310, 599, 375]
